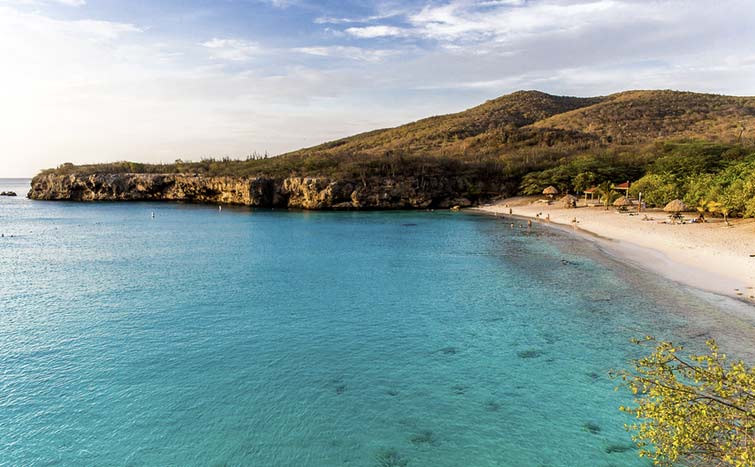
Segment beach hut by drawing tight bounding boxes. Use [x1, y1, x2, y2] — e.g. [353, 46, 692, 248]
[560, 194, 578, 208]
[583, 186, 597, 202]
[613, 196, 634, 211]
[543, 186, 559, 200]
[614, 181, 631, 194]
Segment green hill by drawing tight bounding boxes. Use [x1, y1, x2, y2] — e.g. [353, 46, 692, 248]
[285, 90, 603, 159]
[41, 89, 755, 193]
[531, 90, 755, 143]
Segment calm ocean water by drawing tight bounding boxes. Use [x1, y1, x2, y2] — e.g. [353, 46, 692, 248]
[1, 178, 754, 467]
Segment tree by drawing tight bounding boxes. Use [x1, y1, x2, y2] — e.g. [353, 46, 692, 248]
[615, 337, 755, 467]
[708, 200, 733, 226]
[628, 173, 680, 207]
[573, 171, 598, 193]
[595, 181, 619, 210]
[694, 198, 715, 221]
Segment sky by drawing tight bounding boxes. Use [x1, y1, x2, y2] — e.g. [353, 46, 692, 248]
[2, 0, 755, 177]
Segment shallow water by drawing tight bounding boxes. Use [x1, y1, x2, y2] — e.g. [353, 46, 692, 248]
[1, 178, 753, 466]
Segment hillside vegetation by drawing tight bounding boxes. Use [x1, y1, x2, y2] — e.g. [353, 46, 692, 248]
[532, 90, 755, 143]
[40, 89, 755, 214]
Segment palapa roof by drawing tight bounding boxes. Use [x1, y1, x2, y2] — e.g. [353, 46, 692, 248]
[663, 199, 688, 212]
[613, 196, 634, 207]
[585, 181, 630, 193]
[560, 194, 579, 208]
[543, 186, 559, 195]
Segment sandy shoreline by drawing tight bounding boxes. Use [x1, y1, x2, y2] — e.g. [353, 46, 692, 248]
[473, 197, 755, 304]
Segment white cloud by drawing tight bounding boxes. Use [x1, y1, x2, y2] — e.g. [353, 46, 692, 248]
[345, 25, 405, 38]
[201, 38, 259, 61]
[405, 0, 656, 43]
[294, 46, 398, 62]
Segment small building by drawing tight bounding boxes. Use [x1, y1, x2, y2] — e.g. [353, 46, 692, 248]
[614, 181, 631, 193]
[583, 187, 597, 202]
[583, 181, 631, 204]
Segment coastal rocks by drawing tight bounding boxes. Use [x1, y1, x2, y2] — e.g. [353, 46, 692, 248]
[27, 174, 276, 205]
[0, 191, 17, 196]
[28, 173, 507, 210]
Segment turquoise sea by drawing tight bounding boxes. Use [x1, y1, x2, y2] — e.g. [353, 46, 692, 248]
[1, 178, 754, 467]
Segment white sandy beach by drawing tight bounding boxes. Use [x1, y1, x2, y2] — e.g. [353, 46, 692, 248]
[475, 197, 755, 303]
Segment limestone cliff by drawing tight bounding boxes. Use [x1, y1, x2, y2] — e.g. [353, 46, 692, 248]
[28, 173, 507, 209]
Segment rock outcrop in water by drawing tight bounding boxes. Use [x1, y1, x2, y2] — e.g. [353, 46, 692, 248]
[28, 173, 505, 209]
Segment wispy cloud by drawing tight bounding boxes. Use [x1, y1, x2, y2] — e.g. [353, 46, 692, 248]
[314, 11, 399, 25]
[266, 0, 298, 8]
[294, 45, 399, 62]
[201, 38, 259, 61]
[405, 0, 644, 43]
[52, 0, 86, 6]
[0, 0, 88, 6]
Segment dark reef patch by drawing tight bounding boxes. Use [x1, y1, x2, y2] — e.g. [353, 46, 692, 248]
[583, 422, 601, 434]
[485, 400, 501, 412]
[605, 443, 634, 454]
[517, 349, 544, 359]
[375, 449, 409, 467]
[409, 430, 438, 446]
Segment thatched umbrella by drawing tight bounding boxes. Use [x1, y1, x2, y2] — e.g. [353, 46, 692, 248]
[543, 186, 559, 200]
[613, 196, 634, 208]
[663, 199, 688, 213]
[560, 194, 578, 208]
[613, 196, 634, 212]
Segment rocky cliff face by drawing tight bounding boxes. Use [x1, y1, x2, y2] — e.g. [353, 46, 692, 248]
[28, 173, 507, 209]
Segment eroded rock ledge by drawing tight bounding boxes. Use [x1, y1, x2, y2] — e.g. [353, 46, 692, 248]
[28, 173, 507, 209]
